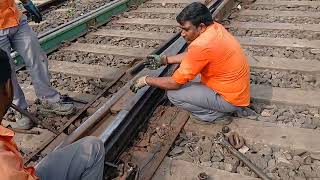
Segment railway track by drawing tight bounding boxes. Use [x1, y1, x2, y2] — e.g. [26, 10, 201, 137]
[6, 0, 320, 179]
[114, 0, 320, 180]
[7, 0, 210, 167]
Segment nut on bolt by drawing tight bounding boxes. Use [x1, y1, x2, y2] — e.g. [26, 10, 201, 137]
[222, 126, 230, 133]
[198, 172, 209, 180]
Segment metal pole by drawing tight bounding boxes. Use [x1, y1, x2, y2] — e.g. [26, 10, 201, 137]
[217, 134, 271, 180]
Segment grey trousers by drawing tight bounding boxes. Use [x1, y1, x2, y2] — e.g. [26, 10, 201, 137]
[0, 15, 60, 110]
[36, 136, 105, 180]
[167, 78, 241, 122]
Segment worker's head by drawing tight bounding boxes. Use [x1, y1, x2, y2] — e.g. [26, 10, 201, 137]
[176, 2, 213, 44]
[0, 49, 13, 120]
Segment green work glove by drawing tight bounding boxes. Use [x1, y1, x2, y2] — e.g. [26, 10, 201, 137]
[23, 0, 42, 23]
[130, 76, 148, 93]
[145, 54, 167, 70]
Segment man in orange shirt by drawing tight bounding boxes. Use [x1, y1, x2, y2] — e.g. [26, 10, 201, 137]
[1, 0, 75, 130]
[131, 2, 251, 123]
[0, 49, 105, 180]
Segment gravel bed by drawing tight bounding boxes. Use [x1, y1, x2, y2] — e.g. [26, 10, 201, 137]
[105, 23, 180, 33]
[17, 70, 108, 95]
[249, 103, 320, 130]
[246, 4, 320, 12]
[77, 35, 163, 49]
[30, 0, 112, 34]
[48, 50, 137, 67]
[250, 69, 320, 89]
[50, 73, 109, 95]
[171, 133, 320, 179]
[244, 46, 320, 61]
[20, 78, 126, 132]
[141, 3, 186, 8]
[233, 16, 320, 24]
[120, 12, 176, 20]
[227, 28, 320, 40]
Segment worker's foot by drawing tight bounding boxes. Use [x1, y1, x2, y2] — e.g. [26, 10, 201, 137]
[213, 116, 233, 125]
[14, 111, 33, 130]
[189, 114, 233, 125]
[38, 99, 75, 116]
[189, 115, 211, 125]
[235, 107, 258, 118]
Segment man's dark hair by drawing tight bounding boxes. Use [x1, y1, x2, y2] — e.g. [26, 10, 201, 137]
[176, 2, 213, 27]
[0, 49, 12, 88]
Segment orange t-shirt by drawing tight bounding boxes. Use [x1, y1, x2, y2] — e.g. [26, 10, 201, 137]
[172, 22, 250, 106]
[0, 126, 39, 180]
[0, 0, 22, 30]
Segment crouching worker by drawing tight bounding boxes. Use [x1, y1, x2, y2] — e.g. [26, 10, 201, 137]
[130, 2, 252, 124]
[0, 49, 105, 180]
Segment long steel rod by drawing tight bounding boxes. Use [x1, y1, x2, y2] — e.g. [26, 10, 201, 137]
[218, 136, 271, 180]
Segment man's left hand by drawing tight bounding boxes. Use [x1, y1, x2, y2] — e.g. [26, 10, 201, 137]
[23, 0, 42, 23]
[130, 76, 148, 93]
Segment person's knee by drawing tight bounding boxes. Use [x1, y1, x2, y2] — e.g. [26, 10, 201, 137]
[79, 136, 105, 157]
[167, 90, 181, 104]
[80, 136, 104, 149]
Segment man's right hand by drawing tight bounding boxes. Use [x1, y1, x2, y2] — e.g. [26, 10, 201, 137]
[23, 0, 42, 23]
[144, 54, 167, 70]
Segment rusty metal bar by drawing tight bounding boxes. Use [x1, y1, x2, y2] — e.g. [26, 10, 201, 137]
[216, 133, 271, 180]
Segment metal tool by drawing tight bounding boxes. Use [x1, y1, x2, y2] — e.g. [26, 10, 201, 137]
[105, 161, 138, 180]
[105, 161, 119, 168]
[104, 161, 125, 179]
[118, 162, 139, 180]
[9, 128, 40, 135]
[228, 132, 245, 149]
[222, 126, 230, 133]
[10, 104, 59, 134]
[124, 162, 139, 180]
[214, 132, 271, 180]
[198, 172, 209, 180]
